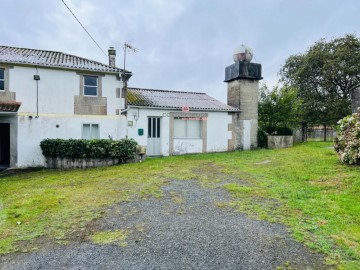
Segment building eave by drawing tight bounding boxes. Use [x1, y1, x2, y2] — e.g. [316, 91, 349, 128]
[0, 61, 123, 75]
[0, 101, 22, 113]
[128, 105, 240, 112]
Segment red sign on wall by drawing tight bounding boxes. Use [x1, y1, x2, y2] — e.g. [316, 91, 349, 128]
[182, 106, 190, 112]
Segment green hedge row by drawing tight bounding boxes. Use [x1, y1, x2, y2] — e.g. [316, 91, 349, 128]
[40, 138, 138, 163]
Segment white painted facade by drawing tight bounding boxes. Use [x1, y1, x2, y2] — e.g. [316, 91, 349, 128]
[127, 107, 232, 156]
[0, 64, 126, 167]
[1, 46, 259, 168]
[1, 64, 234, 168]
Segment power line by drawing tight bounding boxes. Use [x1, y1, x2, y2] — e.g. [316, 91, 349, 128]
[60, 0, 108, 58]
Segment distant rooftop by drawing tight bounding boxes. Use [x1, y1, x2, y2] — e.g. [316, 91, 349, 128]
[0, 45, 122, 73]
[128, 87, 239, 112]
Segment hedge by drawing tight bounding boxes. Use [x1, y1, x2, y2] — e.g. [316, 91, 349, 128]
[334, 111, 360, 165]
[40, 138, 138, 163]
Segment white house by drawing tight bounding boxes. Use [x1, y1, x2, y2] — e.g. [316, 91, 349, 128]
[126, 87, 239, 156]
[0, 45, 261, 169]
[0, 45, 129, 168]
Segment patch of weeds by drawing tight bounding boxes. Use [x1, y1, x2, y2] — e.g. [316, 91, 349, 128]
[89, 230, 129, 247]
[276, 261, 297, 270]
[169, 191, 184, 204]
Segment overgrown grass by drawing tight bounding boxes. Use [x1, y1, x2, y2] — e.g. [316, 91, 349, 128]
[89, 230, 129, 246]
[214, 143, 359, 269]
[0, 142, 359, 269]
[0, 163, 169, 254]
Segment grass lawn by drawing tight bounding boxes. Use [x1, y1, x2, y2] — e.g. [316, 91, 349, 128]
[0, 142, 359, 269]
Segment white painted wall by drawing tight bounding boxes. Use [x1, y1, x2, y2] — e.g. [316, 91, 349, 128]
[16, 114, 125, 167]
[127, 108, 170, 156]
[243, 120, 251, 150]
[173, 139, 202, 154]
[10, 66, 123, 115]
[7, 65, 126, 167]
[6, 65, 235, 166]
[206, 112, 232, 152]
[127, 107, 232, 156]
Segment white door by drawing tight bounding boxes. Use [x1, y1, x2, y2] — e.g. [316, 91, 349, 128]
[147, 117, 162, 156]
[243, 120, 251, 150]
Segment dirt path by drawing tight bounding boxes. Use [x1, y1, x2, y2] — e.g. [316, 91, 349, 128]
[0, 180, 326, 270]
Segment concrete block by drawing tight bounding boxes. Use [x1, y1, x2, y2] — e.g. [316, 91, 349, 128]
[267, 136, 293, 149]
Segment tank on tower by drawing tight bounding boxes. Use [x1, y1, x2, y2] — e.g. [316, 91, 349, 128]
[233, 44, 253, 62]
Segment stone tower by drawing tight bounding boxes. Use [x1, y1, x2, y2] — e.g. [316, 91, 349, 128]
[225, 45, 262, 150]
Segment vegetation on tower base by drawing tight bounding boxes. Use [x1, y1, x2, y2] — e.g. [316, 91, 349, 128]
[334, 109, 360, 165]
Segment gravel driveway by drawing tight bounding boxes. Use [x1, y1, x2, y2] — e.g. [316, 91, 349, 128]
[0, 179, 326, 270]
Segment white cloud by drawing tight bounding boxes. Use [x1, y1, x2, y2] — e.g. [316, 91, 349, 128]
[2, 0, 360, 99]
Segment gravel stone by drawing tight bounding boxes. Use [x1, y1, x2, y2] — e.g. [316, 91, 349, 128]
[0, 179, 326, 270]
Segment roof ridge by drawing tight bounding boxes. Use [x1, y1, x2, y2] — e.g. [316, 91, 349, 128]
[128, 87, 206, 95]
[0, 45, 112, 68]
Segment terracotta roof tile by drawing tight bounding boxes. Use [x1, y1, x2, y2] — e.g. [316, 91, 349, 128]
[0, 101, 21, 112]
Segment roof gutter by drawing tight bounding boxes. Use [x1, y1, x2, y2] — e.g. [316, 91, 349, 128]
[128, 105, 241, 113]
[0, 111, 17, 115]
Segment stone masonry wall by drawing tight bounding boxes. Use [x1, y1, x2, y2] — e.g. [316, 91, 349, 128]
[227, 79, 259, 150]
[45, 154, 145, 169]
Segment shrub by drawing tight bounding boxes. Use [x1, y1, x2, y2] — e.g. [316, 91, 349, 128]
[40, 138, 138, 163]
[334, 111, 360, 165]
[257, 128, 268, 148]
[275, 126, 293, 136]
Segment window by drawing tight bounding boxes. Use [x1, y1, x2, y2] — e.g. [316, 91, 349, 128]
[174, 118, 201, 138]
[82, 124, 99, 139]
[0, 69, 4, 91]
[148, 117, 161, 138]
[83, 75, 98, 96]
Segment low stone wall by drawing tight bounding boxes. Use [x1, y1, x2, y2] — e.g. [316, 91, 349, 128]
[267, 136, 293, 149]
[45, 154, 145, 169]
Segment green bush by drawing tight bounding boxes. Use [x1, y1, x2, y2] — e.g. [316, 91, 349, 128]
[257, 128, 268, 148]
[40, 138, 138, 163]
[334, 111, 360, 165]
[275, 126, 293, 136]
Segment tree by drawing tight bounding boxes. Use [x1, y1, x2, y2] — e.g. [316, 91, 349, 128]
[258, 84, 302, 134]
[280, 34, 360, 125]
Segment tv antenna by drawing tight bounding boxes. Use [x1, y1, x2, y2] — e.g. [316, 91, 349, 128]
[122, 42, 138, 82]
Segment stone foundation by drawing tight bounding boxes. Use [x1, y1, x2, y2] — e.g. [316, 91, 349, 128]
[45, 154, 145, 169]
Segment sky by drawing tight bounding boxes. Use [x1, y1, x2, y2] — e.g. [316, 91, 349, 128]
[1, 0, 359, 102]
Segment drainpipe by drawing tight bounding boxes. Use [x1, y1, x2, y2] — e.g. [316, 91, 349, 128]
[34, 68, 40, 118]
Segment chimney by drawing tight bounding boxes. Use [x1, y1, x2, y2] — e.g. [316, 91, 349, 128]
[108, 47, 116, 67]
